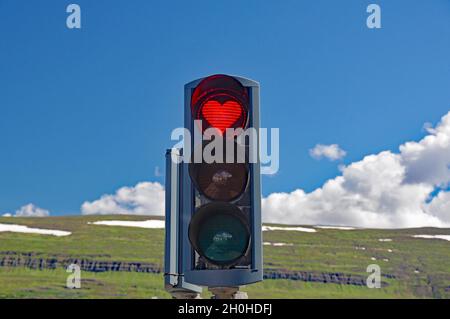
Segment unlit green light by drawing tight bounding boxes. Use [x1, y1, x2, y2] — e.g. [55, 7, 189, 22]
[197, 214, 249, 263]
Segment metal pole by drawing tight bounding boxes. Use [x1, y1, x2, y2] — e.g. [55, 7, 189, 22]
[167, 287, 202, 299]
[208, 287, 248, 299]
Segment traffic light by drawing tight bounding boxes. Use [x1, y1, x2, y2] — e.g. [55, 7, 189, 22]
[181, 74, 263, 287]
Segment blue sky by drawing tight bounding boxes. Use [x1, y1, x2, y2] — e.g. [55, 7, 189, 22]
[1, 0, 450, 217]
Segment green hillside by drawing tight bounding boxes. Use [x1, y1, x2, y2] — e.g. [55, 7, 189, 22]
[0, 215, 449, 299]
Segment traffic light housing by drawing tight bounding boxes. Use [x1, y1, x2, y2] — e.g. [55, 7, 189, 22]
[181, 74, 263, 287]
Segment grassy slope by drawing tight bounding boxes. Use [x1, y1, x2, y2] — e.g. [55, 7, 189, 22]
[0, 215, 449, 299]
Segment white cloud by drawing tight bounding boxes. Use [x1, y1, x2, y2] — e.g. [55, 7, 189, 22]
[81, 182, 165, 216]
[309, 144, 346, 161]
[400, 113, 450, 187]
[15, 204, 50, 217]
[263, 111, 450, 228]
[2, 213, 12, 217]
[426, 191, 450, 224]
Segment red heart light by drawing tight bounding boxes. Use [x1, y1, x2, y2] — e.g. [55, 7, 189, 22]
[201, 100, 244, 135]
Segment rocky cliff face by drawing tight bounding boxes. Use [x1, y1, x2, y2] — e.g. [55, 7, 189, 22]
[0, 254, 161, 273]
[265, 268, 369, 286]
[0, 251, 390, 287]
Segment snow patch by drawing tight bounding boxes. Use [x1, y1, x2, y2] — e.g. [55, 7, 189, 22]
[263, 242, 294, 247]
[315, 226, 356, 230]
[412, 235, 450, 242]
[0, 223, 71, 237]
[262, 226, 316, 233]
[88, 220, 165, 229]
[378, 238, 392, 242]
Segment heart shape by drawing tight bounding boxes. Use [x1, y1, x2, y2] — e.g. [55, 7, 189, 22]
[201, 100, 244, 134]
